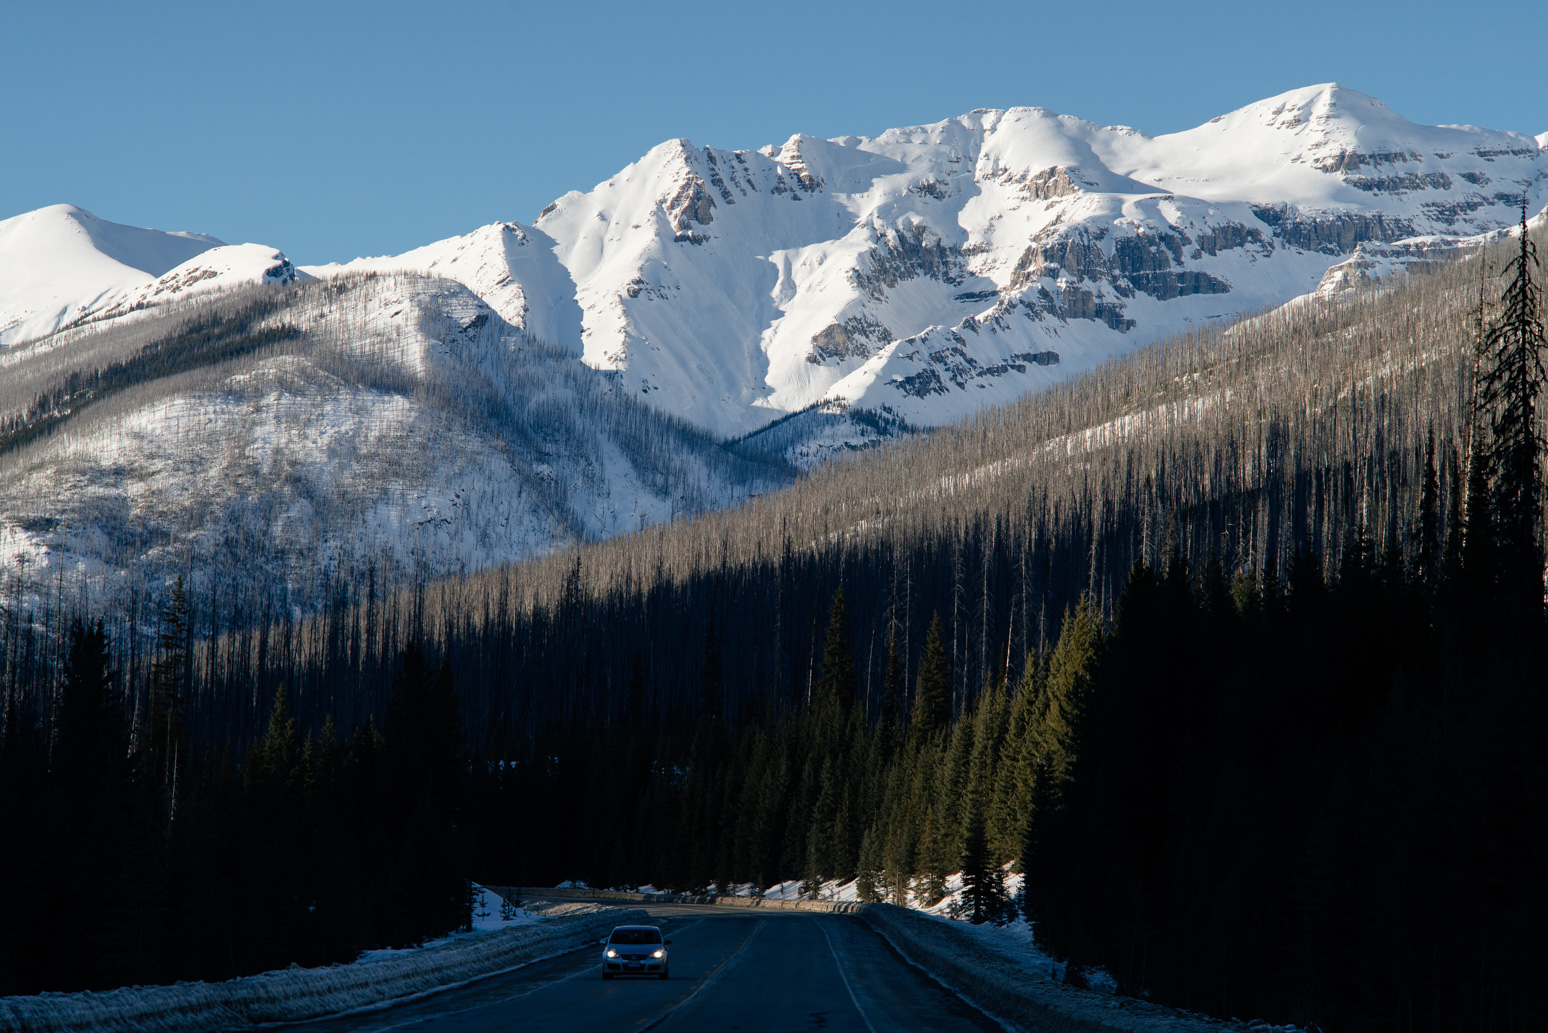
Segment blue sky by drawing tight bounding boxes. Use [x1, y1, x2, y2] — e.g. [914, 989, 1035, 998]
[2, 0, 1543, 264]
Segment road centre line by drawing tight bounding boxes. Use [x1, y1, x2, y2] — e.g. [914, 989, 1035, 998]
[630, 919, 765, 1033]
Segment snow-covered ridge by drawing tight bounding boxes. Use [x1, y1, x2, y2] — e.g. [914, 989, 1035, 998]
[306, 83, 1543, 461]
[0, 205, 305, 349]
[5, 85, 1544, 467]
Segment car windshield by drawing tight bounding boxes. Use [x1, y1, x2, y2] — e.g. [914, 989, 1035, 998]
[609, 928, 662, 945]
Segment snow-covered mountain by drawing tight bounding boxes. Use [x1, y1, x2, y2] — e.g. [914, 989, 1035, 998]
[2, 83, 1544, 608]
[0, 273, 786, 614]
[10, 86, 1544, 463]
[308, 83, 1543, 460]
[0, 205, 299, 347]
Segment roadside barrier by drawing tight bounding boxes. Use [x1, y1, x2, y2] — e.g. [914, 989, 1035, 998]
[0, 904, 649, 1033]
[490, 886, 866, 914]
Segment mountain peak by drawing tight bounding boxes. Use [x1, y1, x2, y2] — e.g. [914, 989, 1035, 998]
[0, 204, 226, 346]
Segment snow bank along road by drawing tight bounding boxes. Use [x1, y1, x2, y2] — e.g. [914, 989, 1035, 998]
[276, 902, 1003, 1033]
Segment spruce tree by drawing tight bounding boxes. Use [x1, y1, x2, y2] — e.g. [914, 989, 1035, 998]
[1477, 205, 1547, 613]
[855, 822, 884, 902]
[878, 631, 905, 740]
[811, 588, 857, 719]
[53, 619, 120, 798]
[911, 613, 951, 737]
[246, 683, 300, 792]
[1020, 757, 1056, 927]
[1413, 427, 1442, 591]
[1042, 602, 1102, 789]
[145, 576, 191, 791]
[959, 802, 1005, 924]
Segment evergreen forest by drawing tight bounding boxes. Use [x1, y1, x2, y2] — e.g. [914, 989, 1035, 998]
[0, 218, 1544, 1033]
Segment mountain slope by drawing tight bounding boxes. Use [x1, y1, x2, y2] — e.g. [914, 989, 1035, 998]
[7, 87, 1543, 463]
[0, 205, 303, 347]
[0, 273, 787, 614]
[314, 84, 1541, 459]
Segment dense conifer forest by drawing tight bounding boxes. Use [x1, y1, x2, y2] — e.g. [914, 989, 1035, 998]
[0, 219, 1544, 1033]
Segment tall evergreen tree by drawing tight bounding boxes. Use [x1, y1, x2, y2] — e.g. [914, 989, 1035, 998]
[1042, 602, 1102, 790]
[53, 619, 121, 798]
[855, 821, 884, 902]
[958, 801, 1005, 924]
[911, 613, 951, 737]
[1477, 206, 1547, 613]
[246, 684, 301, 792]
[811, 588, 857, 718]
[144, 576, 191, 794]
[878, 630, 905, 737]
[1413, 427, 1442, 591]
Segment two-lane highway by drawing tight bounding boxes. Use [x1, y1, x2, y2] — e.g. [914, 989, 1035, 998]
[277, 904, 1004, 1032]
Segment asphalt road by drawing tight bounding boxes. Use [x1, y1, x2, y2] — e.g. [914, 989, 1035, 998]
[276, 902, 1005, 1033]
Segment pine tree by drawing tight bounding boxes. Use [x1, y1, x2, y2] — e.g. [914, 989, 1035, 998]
[1020, 757, 1057, 926]
[911, 613, 951, 737]
[811, 588, 856, 718]
[855, 822, 884, 902]
[958, 802, 1005, 924]
[144, 576, 191, 792]
[1477, 205, 1547, 613]
[246, 684, 300, 792]
[1413, 427, 1442, 591]
[53, 619, 121, 798]
[1042, 602, 1102, 790]
[878, 631, 905, 742]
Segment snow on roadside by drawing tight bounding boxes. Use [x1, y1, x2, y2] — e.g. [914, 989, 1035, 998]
[0, 900, 646, 1033]
[759, 869, 1300, 1032]
[757, 867, 1114, 994]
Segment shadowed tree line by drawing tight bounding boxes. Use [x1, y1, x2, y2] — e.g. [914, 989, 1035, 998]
[0, 631, 467, 995]
[0, 217, 1542, 1033]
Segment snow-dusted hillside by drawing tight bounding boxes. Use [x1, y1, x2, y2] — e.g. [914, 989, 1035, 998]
[0, 205, 303, 348]
[307, 84, 1542, 462]
[1, 84, 1542, 606]
[9, 86, 1543, 467]
[0, 273, 786, 614]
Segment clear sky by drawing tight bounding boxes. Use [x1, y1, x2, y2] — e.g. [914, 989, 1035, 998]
[2, 0, 1543, 265]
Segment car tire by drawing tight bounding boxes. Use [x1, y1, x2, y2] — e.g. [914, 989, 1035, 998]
[658, 967, 669, 980]
[602, 972, 613, 980]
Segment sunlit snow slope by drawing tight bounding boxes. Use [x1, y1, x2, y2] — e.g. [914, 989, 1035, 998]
[311, 84, 1543, 459]
[0, 205, 303, 348]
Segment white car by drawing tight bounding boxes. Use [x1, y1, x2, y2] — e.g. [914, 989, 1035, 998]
[600, 924, 671, 979]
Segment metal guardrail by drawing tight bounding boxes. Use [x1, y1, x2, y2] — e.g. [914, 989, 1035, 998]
[484, 886, 867, 914]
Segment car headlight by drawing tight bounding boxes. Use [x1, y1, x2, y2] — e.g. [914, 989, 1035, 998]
[606, 949, 617, 957]
[652, 949, 665, 958]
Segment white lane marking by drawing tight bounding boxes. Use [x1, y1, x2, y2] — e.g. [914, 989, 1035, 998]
[631, 919, 765, 1033]
[813, 917, 879, 1033]
[859, 920, 1018, 1033]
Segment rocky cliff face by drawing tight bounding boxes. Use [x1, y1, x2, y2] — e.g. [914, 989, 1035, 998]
[11, 87, 1541, 467]
[305, 84, 1539, 464]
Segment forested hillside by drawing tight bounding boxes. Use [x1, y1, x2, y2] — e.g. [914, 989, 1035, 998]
[0, 270, 788, 623]
[1, 221, 1543, 1033]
